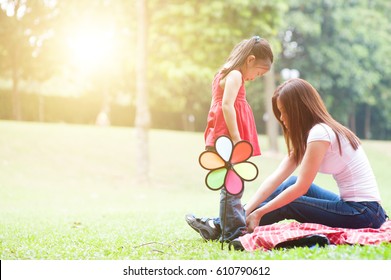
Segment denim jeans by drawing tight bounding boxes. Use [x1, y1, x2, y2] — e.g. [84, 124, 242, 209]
[258, 176, 388, 229]
[205, 145, 247, 241]
[214, 176, 388, 240]
[216, 188, 247, 241]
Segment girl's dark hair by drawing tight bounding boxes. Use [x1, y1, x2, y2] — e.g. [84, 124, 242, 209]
[219, 36, 274, 80]
[272, 78, 360, 165]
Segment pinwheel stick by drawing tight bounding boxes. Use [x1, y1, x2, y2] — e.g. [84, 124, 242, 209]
[221, 191, 228, 249]
[198, 135, 258, 250]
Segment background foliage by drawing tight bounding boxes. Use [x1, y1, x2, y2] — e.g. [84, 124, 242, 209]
[1, 0, 390, 139]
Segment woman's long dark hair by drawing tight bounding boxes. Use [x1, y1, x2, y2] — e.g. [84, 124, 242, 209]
[272, 78, 360, 165]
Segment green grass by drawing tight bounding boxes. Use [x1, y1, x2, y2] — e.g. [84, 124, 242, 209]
[1, 120, 390, 260]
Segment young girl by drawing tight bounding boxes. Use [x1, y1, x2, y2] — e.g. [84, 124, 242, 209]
[244, 78, 388, 234]
[186, 36, 274, 242]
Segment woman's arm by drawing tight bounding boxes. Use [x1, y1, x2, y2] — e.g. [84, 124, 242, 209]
[244, 153, 297, 215]
[222, 70, 242, 144]
[246, 140, 330, 232]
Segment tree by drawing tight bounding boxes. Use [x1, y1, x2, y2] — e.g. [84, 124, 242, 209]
[135, 0, 151, 186]
[50, 0, 137, 125]
[148, 0, 287, 145]
[276, 0, 391, 139]
[0, 0, 58, 120]
[264, 65, 279, 152]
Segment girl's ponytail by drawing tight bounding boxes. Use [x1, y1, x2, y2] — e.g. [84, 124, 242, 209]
[219, 36, 273, 80]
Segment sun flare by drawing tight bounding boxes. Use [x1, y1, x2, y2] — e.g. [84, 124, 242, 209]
[67, 25, 115, 73]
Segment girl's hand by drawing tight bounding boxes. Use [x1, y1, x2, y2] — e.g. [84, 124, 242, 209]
[246, 210, 263, 233]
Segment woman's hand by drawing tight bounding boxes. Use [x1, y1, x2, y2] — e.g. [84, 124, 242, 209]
[246, 209, 263, 233]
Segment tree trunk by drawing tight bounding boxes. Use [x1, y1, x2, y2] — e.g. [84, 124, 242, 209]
[364, 104, 371, 139]
[12, 50, 22, 120]
[264, 66, 279, 153]
[38, 94, 44, 122]
[135, 0, 151, 186]
[349, 105, 356, 134]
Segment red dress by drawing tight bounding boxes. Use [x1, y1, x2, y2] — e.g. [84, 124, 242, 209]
[204, 72, 261, 156]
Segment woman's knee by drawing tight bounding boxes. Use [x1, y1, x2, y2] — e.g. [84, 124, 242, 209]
[262, 176, 298, 204]
[276, 176, 297, 192]
[285, 176, 298, 185]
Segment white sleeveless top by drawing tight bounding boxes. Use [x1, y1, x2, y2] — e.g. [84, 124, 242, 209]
[307, 123, 381, 202]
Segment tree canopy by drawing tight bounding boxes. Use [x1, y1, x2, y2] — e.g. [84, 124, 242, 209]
[277, 0, 391, 139]
[1, 0, 390, 139]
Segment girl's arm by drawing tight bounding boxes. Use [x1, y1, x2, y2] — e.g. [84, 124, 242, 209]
[246, 140, 330, 232]
[222, 70, 242, 143]
[244, 153, 297, 215]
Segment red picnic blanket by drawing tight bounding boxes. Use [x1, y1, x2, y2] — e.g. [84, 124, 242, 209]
[239, 220, 391, 251]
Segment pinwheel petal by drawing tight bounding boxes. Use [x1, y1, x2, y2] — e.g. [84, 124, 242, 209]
[215, 136, 233, 162]
[205, 168, 227, 190]
[225, 169, 243, 195]
[231, 141, 253, 163]
[199, 151, 225, 170]
[233, 162, 258, 181]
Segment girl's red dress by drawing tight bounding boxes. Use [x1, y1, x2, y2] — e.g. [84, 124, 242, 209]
[204, 72, 261, 156]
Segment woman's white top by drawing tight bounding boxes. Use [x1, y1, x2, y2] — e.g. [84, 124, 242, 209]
[307, 123, 380, 202]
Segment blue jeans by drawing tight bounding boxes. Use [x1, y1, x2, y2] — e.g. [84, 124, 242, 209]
[216, 188, 247, 241]
[215, 176, 388, 240]
[258, 176, 388, 229]
[205, 145, 247, 241]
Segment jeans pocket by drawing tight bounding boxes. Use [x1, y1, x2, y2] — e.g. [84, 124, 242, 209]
[354, 201, 387, 228]
[345, 201, 368, 215]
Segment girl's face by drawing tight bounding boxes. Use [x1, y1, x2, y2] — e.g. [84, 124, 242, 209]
[277, 98, 288, 129]
[242, 56, 271, 81]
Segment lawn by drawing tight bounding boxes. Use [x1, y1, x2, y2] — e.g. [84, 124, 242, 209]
[1, 120, 390, 260]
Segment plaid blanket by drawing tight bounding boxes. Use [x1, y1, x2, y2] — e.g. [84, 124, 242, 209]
[239, 220, 391, 251]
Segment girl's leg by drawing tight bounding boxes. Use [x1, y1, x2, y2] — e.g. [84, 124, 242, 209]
[188, 188, 247, 242]
[218, 188, 246, 241]
[204, 145, 246, 240]
[186, 147, 247, 241]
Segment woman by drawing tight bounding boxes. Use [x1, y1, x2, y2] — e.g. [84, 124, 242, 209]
[245, 78, 388, 232]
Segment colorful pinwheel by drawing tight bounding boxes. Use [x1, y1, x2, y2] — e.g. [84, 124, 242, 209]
[199, 135, 258, 195]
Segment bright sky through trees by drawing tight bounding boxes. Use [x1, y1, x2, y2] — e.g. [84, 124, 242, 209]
[67, 25, 116, 73]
